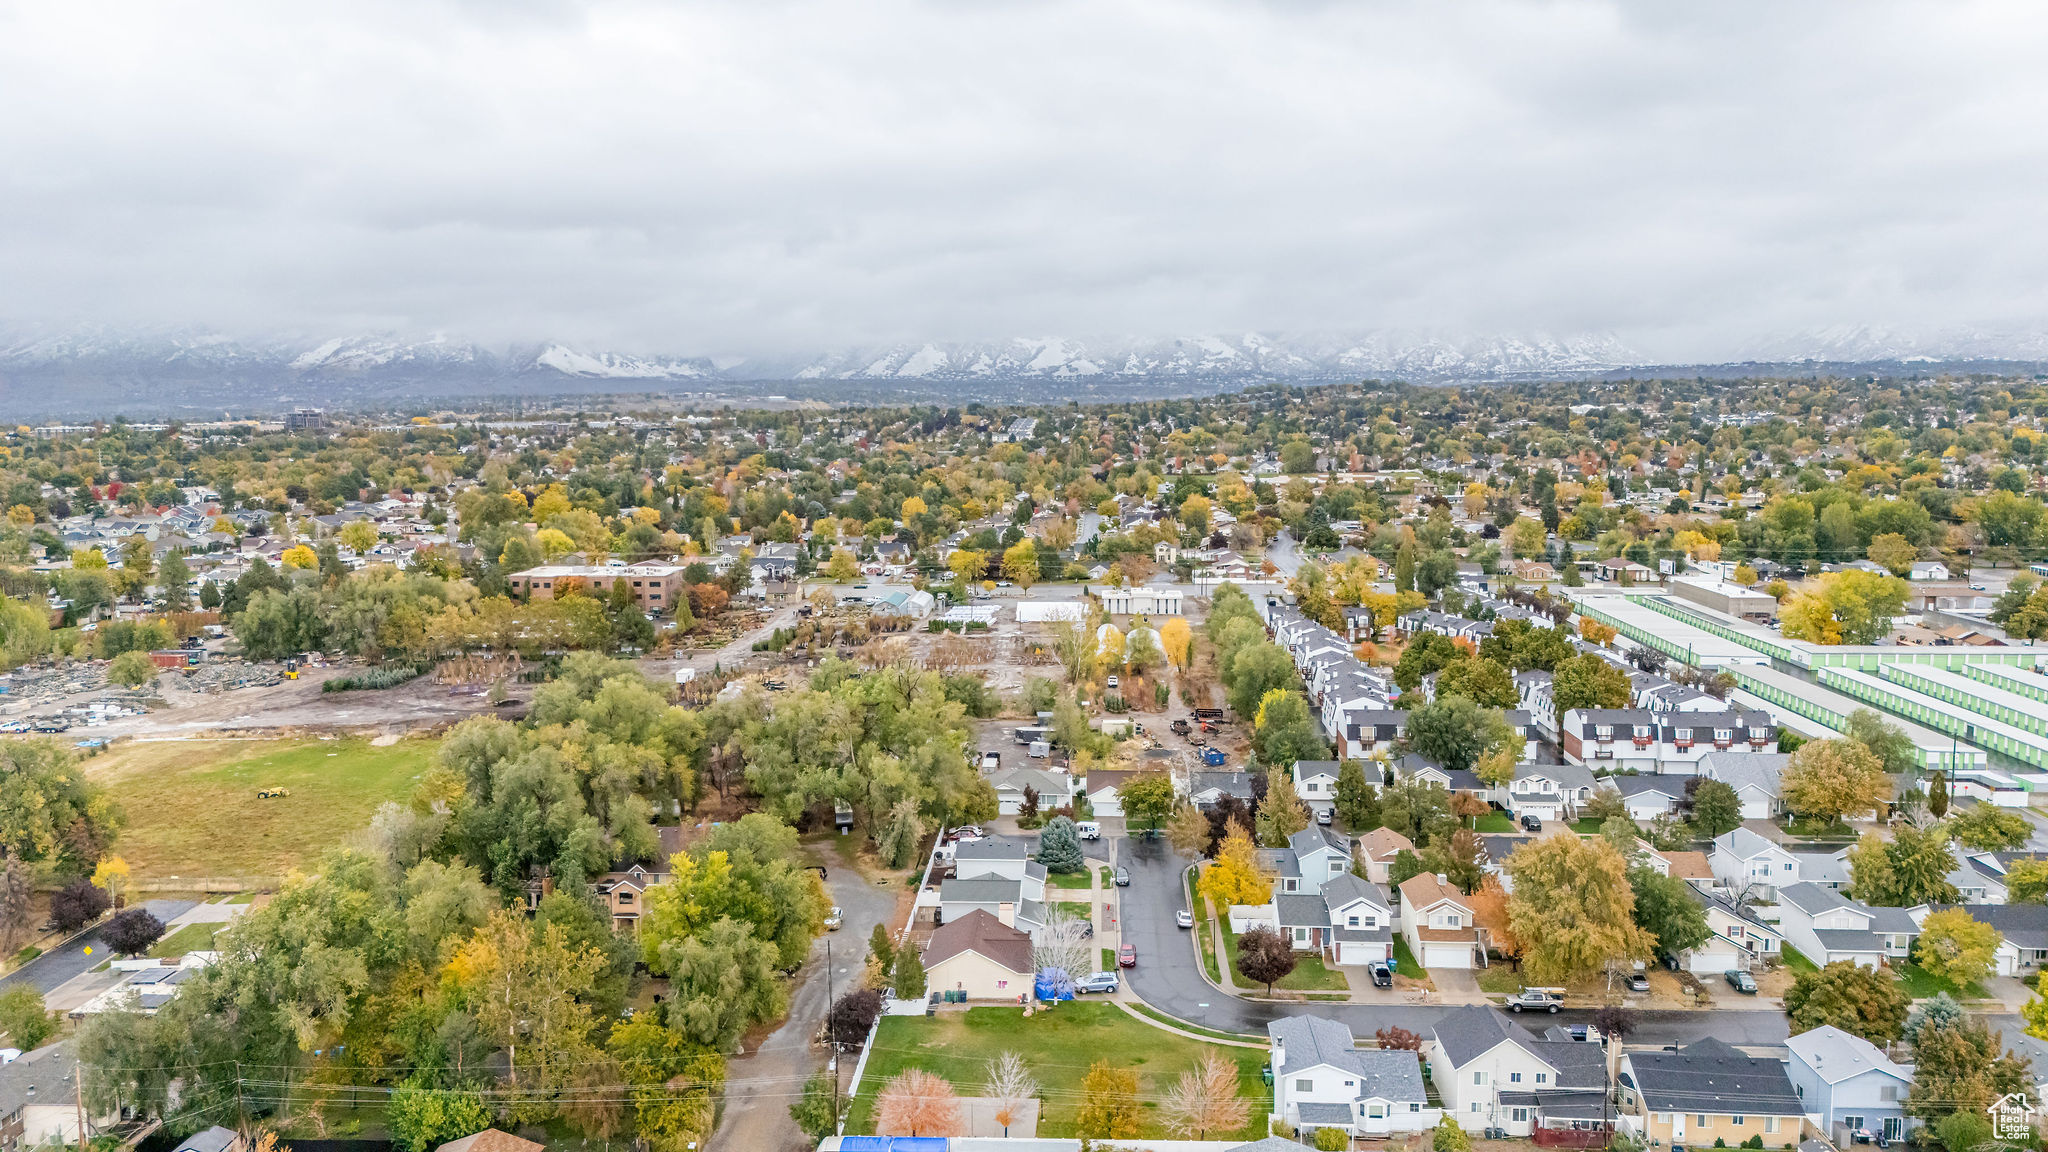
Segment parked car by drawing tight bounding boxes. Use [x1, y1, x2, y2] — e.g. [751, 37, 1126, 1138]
[1627, 972, 1650, 993]
[1519, 813, 1542, 832]
[1117, 943, 1136, 968]
[1724, 969, 1757, 994]
[1076, 821, 1103, 841]
[1368, 961, 1394, 988]
[824, 906, 843, 931]
[1506, 988, 1563, 1013]
[980, 751, 1001, 770]
[1075, 971, 1120, 994]
[1175, 909, 1193, 929]
[1113, 867, 1130, 886]
[1316, 807, 1333, 825]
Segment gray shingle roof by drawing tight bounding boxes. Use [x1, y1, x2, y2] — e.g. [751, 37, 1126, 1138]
[1268, 1015, 1427, 1102]
[1276, 894, 1330, 928]
[1430, 1006, 1541, 1068]
[1625, 1037, 1802, 1115]
[955, 835, 1031, 861]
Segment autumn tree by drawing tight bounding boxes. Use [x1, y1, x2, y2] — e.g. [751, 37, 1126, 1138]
[1236, 925, 1298, 994]
[1075, 1060, 1142, 1139]
[1168, 802, 1213, 858]
[1254, 765, 1310, 847]
[1002, 539, 1040, 589]
[1785, 961, 1911, 1044]
[1467, 875, 1520, 958]
[1780, 738, 1890, 823]
[1504, 835, 1653, 985]
[1159, 617, 1194, 669]
[875, 1069, 963, 1137]
[1118, 773, 1176, 830]
[1627, 865, 1709, 957]
[1202, 823, 1273, 908]
[1906, 1014, 2032, 1125]
[1375, 1026, 1423, 1050]
[1847, 826, 1958, 907]
[1161, 1050, 1249, 1139]
[1550, 653, 1633, 729]
[984, 1051, 1039, 1138]
[1914, 909, 2002, 989]
[1950, 804, 2033, 851]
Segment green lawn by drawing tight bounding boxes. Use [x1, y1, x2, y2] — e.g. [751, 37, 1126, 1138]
[1127, 1001, 1260, 1043]
[1570, 818, 1609, 835]
[1469, 811, 1516, 833]
[86, 737, 437, 882]
[1477, 966, 1524, 995]
[844, 1004, 1271, 1140]
[1220, 923, 1349, 992]
[147, 921, 219, 958]
[1188, 872, 1222, 986]
[1045, 870, 1095, 890]
[223, 893, 259, 905]
[1392, 936, 1427, 980]
[1101, 947, 1116, 972]
[1781, 945, 1819, 975]
[1896, 960, 1986, 1001]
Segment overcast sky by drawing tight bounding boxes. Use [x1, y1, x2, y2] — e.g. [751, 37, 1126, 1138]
[3, 0, 2046, 362]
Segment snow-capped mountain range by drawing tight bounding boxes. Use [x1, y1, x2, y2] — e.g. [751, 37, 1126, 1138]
[2, 325, 2045, 418]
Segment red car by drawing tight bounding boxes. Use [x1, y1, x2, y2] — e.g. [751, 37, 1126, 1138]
[1117, 943, 1136, 968]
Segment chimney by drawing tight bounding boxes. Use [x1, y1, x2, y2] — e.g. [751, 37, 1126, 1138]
[1436, 873, 1448, 885]
[998, 902, 1015, 928]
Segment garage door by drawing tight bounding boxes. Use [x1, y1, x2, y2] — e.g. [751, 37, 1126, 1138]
[1423, 943, 1472, 968]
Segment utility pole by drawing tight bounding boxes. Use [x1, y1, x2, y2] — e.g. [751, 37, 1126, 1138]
[74, 1060, 86, 1152]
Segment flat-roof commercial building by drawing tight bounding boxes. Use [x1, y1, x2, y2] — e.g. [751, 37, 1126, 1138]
[505, 564, 687, 615]
[1723, 664, 1984, 773]
[1669, 575, 1780, 621]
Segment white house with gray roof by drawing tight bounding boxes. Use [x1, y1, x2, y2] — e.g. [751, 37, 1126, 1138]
[1775, 882, 1919, 968]
[1785, 1024, 1917, 1145]
[1711, 827, 1800, 900]
[1697, 751, 1787, 820]
[1426, 1006, 1610, 1137]
[1269, 1015, 1438, 1140]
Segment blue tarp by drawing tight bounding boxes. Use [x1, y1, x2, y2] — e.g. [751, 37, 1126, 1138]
[1034, 968, 1075, 1001]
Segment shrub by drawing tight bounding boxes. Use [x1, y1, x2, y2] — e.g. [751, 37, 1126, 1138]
[49, 877, 109, 931]
[323, 663, 425, 692]
[100, 908, 166, 955]
[1315, 1127, 1349, 1151]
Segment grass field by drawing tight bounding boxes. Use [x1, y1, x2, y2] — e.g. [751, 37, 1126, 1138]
[844, 1004, 1270, 1140]
[1897, 960, 1986, 1001]
[1392, 936, 1427, 980]
[1220, 922, 1349, 992]
[1469, 811, 1517, 833]
[88, 737, 437, 882]
[1781, 945, 1819, 975]
[148, 921, 219, 958]
[1045, 870, 1095, 890]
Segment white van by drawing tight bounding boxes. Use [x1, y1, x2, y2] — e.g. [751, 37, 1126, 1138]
[1076, 821, 1102, 841]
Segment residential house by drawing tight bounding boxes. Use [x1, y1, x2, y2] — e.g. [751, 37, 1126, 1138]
[1711, 827, 1800, 900]
[1560, 709, 1662, 773]
[1617, 1038, 1805, 1148]
[1911, 904, 2048, 976]
[1399, 872, 1479, 969]
[1790, 847, 1853, 891]
[1269, 1015, 1440, 1141]
[1292, 760, 1342, 817]
[1676, 886, 1783, 974]
[1501, 762, 1597, 822]
[1190, 770, 1257, 810]
[922, 908, 1036, 1000]
[1775, 882, 1919, 968]
[593, 864, 669, 931]
[0, 1041, 115, 1152]
[1785, 1025, 1917, 1144]
[1335, 710, 1408, 761]
[987, 767, 1076, 816]
[1427, 1007, 1610, 1139]
[1082, 768, 1142, 818]
[1612, 776, 1688, 821]
[1561, 709, 1777, 774]
[1696, 752, 1787, 820]
[1271, 826, 1354, 897]
[1356, 827, 1416, 885]
[434, 1131, 545, 1152]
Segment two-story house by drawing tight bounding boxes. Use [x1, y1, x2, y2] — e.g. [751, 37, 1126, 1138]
[1292, 760, 1343, 819]
[939, 835, 1049, 934]
[1399, 872, 1480, 969]
[1356, 827, 1416, 885]
[1617, 1038, 1806, 1148]
[1785, 1025, 1916, 1145]
[1560, 709, 1663, 773]
[1710, 827, 1799, 900]
[1696, 752, 1788, 820]
[1273, 826, 1354, 897]
[593, 864, 671, 931]
[1775, 882, 1919, 968]
[1500, 763, 1597, 823]
[1427, 1007, 1610, 1138]
[1910, 903, 2048, 976]
[1678, 886, 1783, 974]
[1269, 1015, 1440, 1141]
[1336, 710, 1408, 761]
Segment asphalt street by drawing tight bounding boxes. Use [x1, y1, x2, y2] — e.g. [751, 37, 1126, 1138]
[1113, 835, 1794, 1047]
[708, 847, 902, 1152]
[0, 899, 196, 994]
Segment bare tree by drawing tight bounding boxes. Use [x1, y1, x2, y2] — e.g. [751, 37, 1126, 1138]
[984, 1051, 1039, 1138]
[875, 1069, 963, 1137]
[1161, 1050, 1250, 1139]
[1033, 907, 1094, 982]
[1049, 619, 1094, 685]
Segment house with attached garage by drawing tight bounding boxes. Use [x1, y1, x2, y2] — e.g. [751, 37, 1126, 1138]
[1910, 903, 2048, 976]
[986, 766, 1075, 816]
[1291, 760, 1342, 818]
[1426, 1007, 1611, 1139]
[1399, 756, 1486, 796]
[1356, 827, 1416, 885]
[1610, 776, 1688, 821]
[1398, 872, 1480, 969]
[1190, 770, 1256, 810]
[1711, 827, 1800, 900]
[1785, 1024, 1917, 1145]
[1775, 882, 1919, 969]
[1081, 768, 1141, 818]
[1499, 762, 1597, 823]
[1264, 825, 1354, 896]
[1617, 1037, 1807, 1149]
[1696, 751, 1787, 820]
[1791, 847, 1853, 891]
[1269, 1015, 1440, 1141]
[920, 908, 1036, 1002]
[1674, 885, 1783, 974]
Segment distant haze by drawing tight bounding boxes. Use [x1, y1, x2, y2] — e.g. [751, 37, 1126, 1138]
[4, 1, 2048, 367]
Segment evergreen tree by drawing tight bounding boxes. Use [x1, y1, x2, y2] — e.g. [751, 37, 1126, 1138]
[892, 940, 927, 999]
[1037, 816, 1085, 874]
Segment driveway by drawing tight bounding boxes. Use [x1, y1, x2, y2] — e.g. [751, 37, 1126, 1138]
[1114, 835, 1793, 1047]
[708, 850, 901, 1152]
[0, 899, 196, 995]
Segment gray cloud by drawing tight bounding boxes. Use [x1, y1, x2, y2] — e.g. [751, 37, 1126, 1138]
[2, 0, 2046, 362]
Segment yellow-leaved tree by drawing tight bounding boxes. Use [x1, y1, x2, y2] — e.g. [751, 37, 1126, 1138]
[280, 544, 318, 569]
[1201, 823, 1272, 910]
[1503, 835, 1653, 985]
[1158, 617, 1193, 669]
